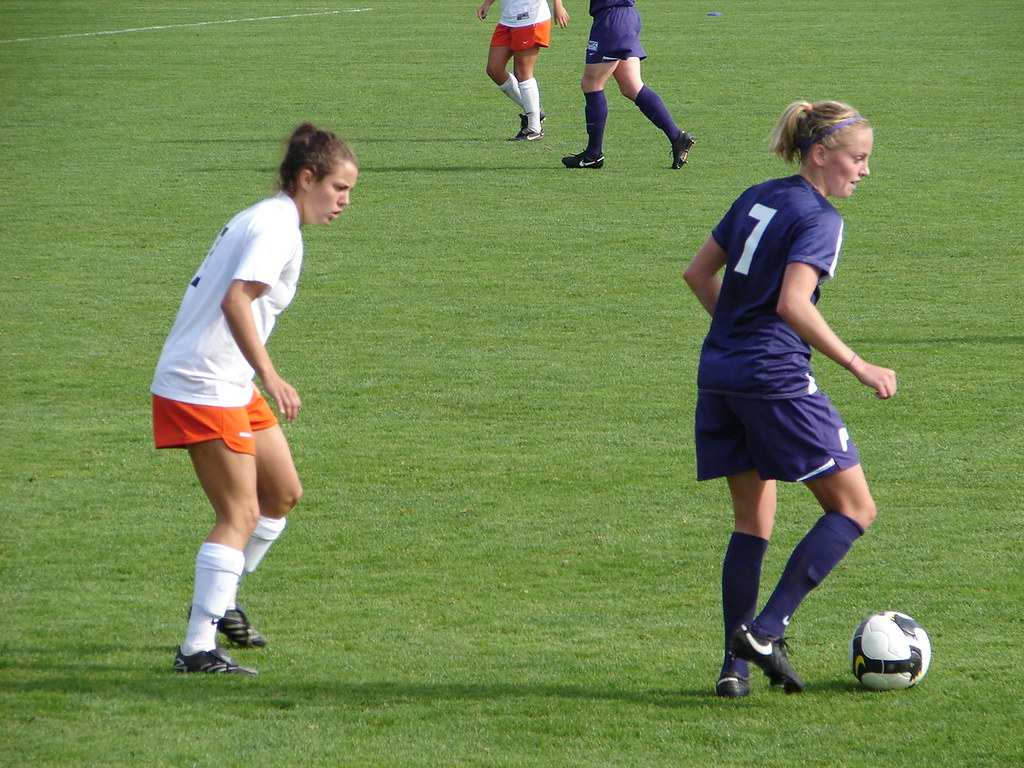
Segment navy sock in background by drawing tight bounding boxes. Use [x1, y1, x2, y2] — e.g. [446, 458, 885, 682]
[721, 531, 769, 677]
[584, 90, 608, 157]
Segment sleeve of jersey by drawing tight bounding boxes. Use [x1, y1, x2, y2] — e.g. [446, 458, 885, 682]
[787, 210, 844, 280]
[710, 203, 738, 251]
[232, 212, 301, 290]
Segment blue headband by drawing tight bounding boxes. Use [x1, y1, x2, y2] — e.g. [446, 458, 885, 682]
[799, 116, 864, 151]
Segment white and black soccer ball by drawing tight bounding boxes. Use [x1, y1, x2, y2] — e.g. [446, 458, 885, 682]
[850, 610, 931, 690]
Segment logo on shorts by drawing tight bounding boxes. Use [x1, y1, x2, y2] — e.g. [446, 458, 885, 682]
[587, 40, 598, 52]
[239, 432, 252, 439]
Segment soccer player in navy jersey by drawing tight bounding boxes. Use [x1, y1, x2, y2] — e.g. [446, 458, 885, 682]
[561, 0, 695, 169]
[683, 101, 895, 697]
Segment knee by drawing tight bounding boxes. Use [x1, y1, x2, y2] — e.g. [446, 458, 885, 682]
[221, 505, 262, 541]
[858, 501, 877, 530]
[280, 483, 303, 514]
[843, 500, 877, 532]
[486, 65, 507, 85]
[260, 482, 302, 517]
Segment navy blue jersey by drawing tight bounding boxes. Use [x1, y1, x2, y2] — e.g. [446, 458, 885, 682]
[697, 175, 845, 398]
[590, 0, 635, 16]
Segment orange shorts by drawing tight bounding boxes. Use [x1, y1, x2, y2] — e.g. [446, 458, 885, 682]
[152, 390, 277, 455]
[490, 20, 551, 51]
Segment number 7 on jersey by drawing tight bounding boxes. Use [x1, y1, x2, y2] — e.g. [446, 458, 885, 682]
[734, 204, 777, 275]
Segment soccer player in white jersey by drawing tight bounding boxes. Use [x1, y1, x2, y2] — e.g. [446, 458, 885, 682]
[478, 0, 569, 140]
[684, 101, 895, 697]
[152, 124, 358, 674]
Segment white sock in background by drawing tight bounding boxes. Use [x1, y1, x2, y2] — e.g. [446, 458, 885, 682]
[498, 73, 524, 108]
[221, 515, 290, 612]
[243, 515, 288, 576]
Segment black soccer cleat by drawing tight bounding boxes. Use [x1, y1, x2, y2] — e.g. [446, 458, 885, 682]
[730, 624, 805, 693]
[561, 151, 605, 169]
[218, 605, 268, 648]
[670, 131, 696, 169]
[174, 647, 258, 675]
[716, 673, 751, 699]
[509, 128, 545, 142]
[518, 110, 547, 133]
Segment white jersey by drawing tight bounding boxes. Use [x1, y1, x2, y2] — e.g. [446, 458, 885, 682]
[499, 0, 551, 27]
[151, 192, 303, 407]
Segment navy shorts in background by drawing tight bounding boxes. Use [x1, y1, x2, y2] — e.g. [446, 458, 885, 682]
[695, 390, 861, 482]
[586, 6, 646, 63]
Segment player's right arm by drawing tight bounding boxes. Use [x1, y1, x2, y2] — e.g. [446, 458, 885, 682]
[684, 236, 727, 317]
[478, 0, 497, 20]
[553, 0, 570, 27]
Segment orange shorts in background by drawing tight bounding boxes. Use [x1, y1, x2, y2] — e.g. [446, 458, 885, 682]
[152, 390, 277, 455]
[490, 20, 551, 51]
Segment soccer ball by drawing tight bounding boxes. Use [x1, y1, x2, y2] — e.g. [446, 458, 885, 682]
[850, 611, 931, 690]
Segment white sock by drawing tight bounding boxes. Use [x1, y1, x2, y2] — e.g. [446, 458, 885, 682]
[519, 78, 542, 132]
[243, 515, 288, 575]
[181, 542, 245, 655]
[225, 515, 289, 612]
[498, 74, 523, 108]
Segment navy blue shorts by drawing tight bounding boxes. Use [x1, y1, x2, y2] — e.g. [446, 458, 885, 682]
[695, 390, 860, 482]
[586, 6, 646, 64]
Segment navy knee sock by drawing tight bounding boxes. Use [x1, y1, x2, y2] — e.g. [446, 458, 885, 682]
[633, 85, 681, 140]
[721, 532, 769, 678]
[584, 90, 608, 158]
[753, 512, 864, 638]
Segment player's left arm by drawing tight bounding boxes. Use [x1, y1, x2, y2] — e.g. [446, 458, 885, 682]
[777, 262, 896, 399]
[221, 279, 303, 420]
[683, 236, 727, 317]
[553, 0, 570, 27]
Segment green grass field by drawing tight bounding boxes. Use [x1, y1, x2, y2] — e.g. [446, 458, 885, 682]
[2, 1, 1022, 765]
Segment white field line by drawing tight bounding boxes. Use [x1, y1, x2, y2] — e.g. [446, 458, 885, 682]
[0, 9, 373, 44]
